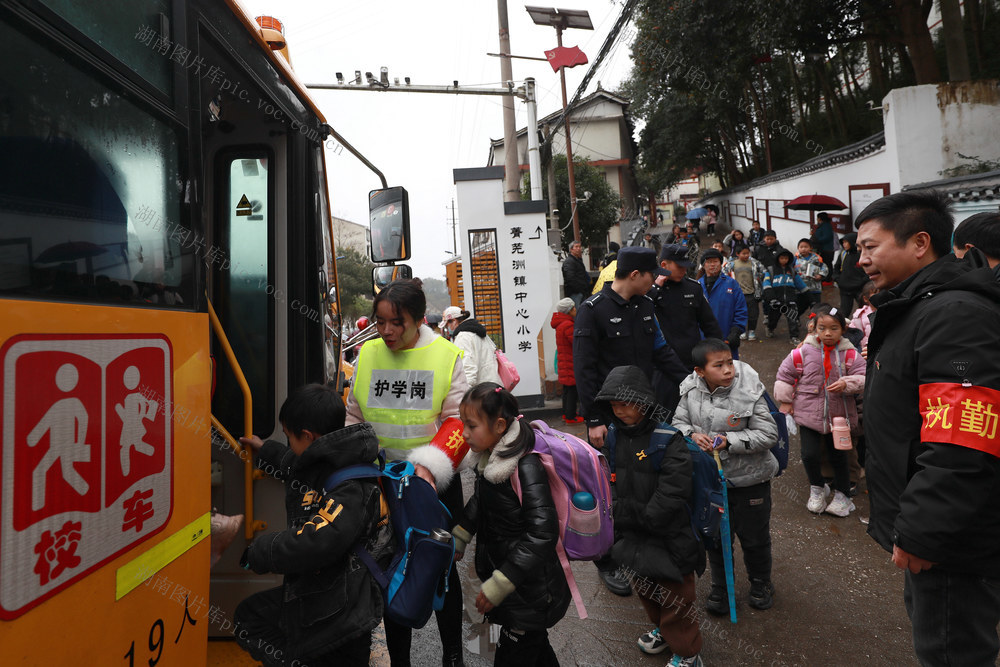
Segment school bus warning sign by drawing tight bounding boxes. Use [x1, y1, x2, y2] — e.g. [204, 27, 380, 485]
[0, 334, 173, 618]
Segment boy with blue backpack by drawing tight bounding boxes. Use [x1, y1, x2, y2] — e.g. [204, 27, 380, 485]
[235, 384, 393, 666]
[595, 366, 705, 667]
[673, 339, 779, 617]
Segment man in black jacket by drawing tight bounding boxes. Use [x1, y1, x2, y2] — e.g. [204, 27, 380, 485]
[561, 241, 591, 307]
[858, 191, 1000, 666]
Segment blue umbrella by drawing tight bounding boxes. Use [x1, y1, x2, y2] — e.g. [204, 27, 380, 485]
[685, 207, 709, 219]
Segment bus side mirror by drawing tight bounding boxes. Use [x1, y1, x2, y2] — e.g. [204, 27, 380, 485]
[372, 264, 413, 295]
[368, 186, 411, 263]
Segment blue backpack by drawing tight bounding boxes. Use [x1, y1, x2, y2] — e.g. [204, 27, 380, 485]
[324, 454, 454, 629]
[607, 424, 725, 544]
[761, 390, 790, 476]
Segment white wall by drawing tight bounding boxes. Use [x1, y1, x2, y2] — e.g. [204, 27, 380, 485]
[703, 81, 1000, 240]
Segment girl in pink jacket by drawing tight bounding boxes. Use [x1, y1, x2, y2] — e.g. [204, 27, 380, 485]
[774, 304, 866, 517]
[849, 281, 878, 352]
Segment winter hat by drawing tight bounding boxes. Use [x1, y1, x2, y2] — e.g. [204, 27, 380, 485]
[556, 298, 575, 313]
[700, 248, 724, 264]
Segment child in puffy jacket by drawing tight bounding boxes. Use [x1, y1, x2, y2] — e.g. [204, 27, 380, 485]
[594, 366, 704, 667]
[672, 339, 779, 617]
[762, 249, 807, 343]
[774, 304, 865, 517]
[451, 384, 570, 666]
[794, 239, 829, 316]
[551, 297, 582, 423]
[849, 281, 878, 353]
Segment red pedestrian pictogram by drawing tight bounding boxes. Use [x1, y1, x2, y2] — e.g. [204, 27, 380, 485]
[2, 334, 173, 619]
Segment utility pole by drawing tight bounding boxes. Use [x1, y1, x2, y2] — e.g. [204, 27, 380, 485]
[525, 7, 593, 245]
[556, 24, 581, 244]
[446, 199, 458, 255]
[525, 78, 543, 201]
[498, 0, 519, 202]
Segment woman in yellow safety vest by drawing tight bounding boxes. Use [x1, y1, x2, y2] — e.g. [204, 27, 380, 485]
[345, 279, 469, 667]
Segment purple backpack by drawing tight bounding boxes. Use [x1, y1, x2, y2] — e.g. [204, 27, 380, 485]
[510, 420, 614, 619]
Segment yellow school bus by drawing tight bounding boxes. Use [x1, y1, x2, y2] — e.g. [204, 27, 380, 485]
[0, 2, 388, 663]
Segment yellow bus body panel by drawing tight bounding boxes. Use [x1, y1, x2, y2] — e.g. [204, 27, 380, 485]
[0, 301, 210, 666]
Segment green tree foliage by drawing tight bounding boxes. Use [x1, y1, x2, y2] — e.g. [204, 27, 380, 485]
[420, 277, 452, 317]
[529, 154, 622, 249]
[335, 246, 374, 321]
[624, 0, 1000, 191]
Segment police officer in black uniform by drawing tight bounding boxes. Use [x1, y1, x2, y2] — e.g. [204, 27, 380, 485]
[573, 246, 688, 596]
[651, 244, 724, 370]
[647, 244, 725, 417]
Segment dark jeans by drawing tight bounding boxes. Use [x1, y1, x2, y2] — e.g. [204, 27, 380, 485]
[799, 426, 850, 495]
[838, 289, 859, 318]
[904, 568, 1000, 666]
[561, 384, 578, 420]
[385, 480, 465, 666]
[494, 626, 560, 666]
[707, 482, 772, 585]
[234, 587, 372, 666]
[744, 294, 759, 332]
[796, 290, 821, 317]
[766, 301, 800, 338]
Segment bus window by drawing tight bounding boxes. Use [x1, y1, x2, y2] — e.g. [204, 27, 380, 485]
[36, 0, 173, 95]
[212, 153, 273, 438]
[0, 19, 192, 307]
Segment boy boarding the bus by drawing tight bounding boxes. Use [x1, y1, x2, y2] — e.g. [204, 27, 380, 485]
[235, 384, 392, 666]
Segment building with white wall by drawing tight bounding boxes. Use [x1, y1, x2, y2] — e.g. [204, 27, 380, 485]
[331, 215, 367, 256]
[487, 87, 640, 254]
[699, 80, 1000, 240]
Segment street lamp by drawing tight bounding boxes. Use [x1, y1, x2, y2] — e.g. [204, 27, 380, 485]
[526, 6, 593, 245]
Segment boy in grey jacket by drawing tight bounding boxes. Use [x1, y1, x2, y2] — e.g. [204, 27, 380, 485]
[673, 338, 779, 615]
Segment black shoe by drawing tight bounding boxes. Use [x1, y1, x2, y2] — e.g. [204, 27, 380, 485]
[748, 579, 775, 610]
[442, 653, 465, 667]
[705, 585, 728, 616]
[598, 568, 632, 596]
[849, 482, 858, 497]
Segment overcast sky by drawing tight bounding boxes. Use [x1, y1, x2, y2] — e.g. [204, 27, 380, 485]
[238, 0, 634, 279]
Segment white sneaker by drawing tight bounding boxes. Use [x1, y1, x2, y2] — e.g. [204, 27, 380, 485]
[740, 332, 747, 340]
[806, 484, 830, 513]
[825, 491, 855, 517]
[748, 331, 757, 340]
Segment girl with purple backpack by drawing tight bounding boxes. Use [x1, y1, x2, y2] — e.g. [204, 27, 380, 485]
[451, 384, 570, 666]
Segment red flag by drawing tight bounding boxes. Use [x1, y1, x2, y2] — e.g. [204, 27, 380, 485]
[544, 45, 588, 73]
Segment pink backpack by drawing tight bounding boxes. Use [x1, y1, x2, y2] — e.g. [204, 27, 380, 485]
[495, 349, 520, 390]
[510, 420, 613, 619]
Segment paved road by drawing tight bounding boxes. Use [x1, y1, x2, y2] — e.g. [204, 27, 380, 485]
[401, 291, 918, 666]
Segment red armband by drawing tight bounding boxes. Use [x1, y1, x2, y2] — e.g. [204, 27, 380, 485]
[919, 383, 1000, 457]
[429, 417, 468, 469]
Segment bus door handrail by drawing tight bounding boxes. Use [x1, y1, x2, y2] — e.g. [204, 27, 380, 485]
[207, 296, 265, 540]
